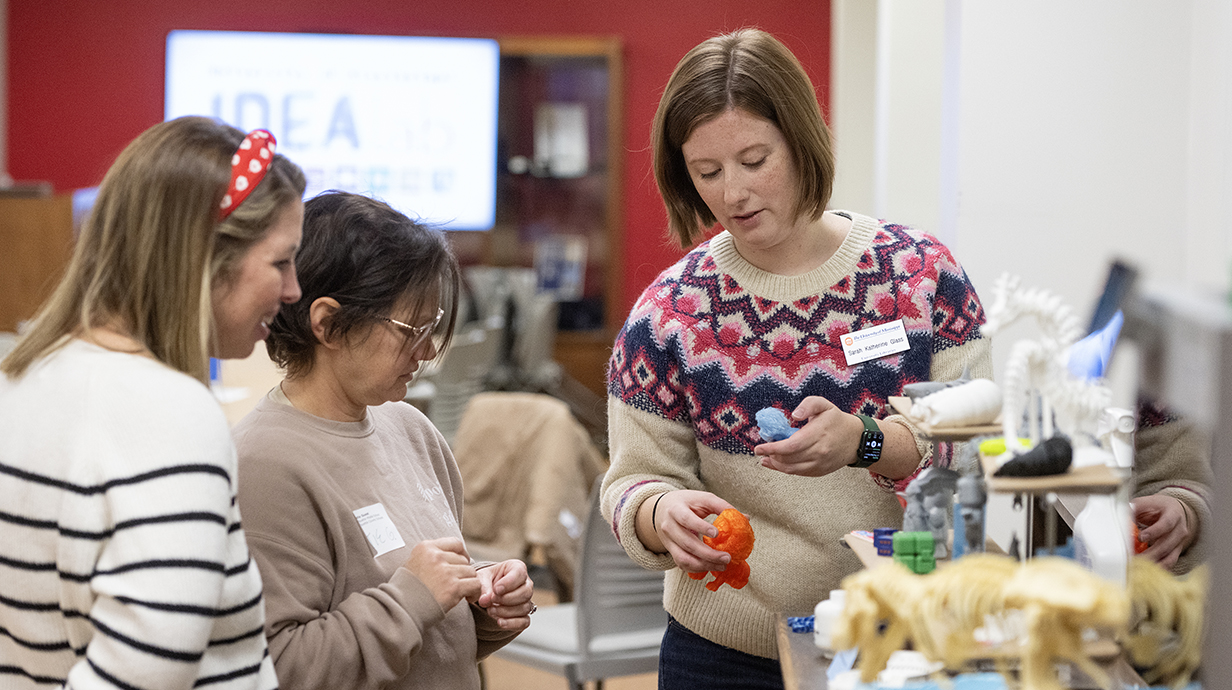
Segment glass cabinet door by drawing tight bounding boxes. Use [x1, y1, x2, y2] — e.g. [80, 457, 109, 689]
[450, 36, 623, 396]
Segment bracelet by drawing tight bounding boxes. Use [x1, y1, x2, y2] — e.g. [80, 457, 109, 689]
[651, 493, 667, 534]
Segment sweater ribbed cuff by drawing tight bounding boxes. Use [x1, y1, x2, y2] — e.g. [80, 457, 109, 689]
[614, 482, 679, 572]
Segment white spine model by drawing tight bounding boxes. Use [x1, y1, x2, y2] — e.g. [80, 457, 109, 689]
[982, 274, 1111, 454]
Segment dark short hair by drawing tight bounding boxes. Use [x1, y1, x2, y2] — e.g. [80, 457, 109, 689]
[266, 191, 461, 377]
[652, 28, 836, 247]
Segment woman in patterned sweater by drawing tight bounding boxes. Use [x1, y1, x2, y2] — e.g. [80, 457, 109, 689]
[601, 29, 992, 689]
[0, 117, 304, 690]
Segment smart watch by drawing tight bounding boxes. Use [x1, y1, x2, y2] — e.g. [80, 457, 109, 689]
[849, 414, 884, 468]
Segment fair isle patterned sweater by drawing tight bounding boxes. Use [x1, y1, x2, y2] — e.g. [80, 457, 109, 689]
[601, 211, 992, 658]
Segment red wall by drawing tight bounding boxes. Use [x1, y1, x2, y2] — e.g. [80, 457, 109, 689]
[8, 0, 831, 315]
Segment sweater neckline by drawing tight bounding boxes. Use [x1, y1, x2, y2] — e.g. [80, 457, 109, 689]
[267, 384, 376, 438]
[707, 210, 875, 303]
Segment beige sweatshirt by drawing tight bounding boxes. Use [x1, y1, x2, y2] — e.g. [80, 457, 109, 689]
[233, 392, 517, 690]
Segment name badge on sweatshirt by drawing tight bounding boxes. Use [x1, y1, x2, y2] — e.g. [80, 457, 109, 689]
[841, 319, 910, 366]
[353, 503, 406, 557]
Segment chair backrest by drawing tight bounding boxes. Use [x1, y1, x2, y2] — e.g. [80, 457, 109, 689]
[419, 320, 503, 446]
[575, 478, 668, 652]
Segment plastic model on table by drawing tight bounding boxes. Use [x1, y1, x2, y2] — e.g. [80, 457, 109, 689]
[981, 273, 1111, 459]
[688, 508, 755, 591]
[830, 553, 1206, 690]
[956, 473, 987, 557]
[901, 467, 959, 561]
[818, 273, 1211, 690]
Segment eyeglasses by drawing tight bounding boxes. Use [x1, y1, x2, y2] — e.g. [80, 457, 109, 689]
[378, 307, 444, 348]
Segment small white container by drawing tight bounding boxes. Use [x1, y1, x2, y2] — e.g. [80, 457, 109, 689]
[813, 589, 848, 653]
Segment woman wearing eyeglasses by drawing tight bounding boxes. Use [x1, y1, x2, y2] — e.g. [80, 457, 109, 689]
[231, 191, 533, 690]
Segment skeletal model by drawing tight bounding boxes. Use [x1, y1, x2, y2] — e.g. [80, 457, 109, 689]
[832, 555, 1206, 690]
[981, 273, 1111, 454]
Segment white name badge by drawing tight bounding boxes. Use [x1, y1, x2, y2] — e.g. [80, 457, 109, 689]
[840, 319, 910, 366]
[353, 503, 406, 557]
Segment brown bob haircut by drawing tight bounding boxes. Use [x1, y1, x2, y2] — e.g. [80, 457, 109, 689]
[652, 28, 836, 247]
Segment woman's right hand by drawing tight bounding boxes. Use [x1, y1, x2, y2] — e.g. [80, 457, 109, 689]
[402, 537, 482, 611]
[638, 490, 737, 573]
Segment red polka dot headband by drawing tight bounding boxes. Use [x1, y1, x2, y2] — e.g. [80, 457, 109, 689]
[219, 129, 277, 220]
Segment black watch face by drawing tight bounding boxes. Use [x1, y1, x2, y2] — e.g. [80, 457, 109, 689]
[861, 430, 883, 461]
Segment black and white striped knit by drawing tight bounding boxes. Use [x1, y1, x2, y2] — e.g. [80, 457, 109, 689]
[0, 339, 278, 690]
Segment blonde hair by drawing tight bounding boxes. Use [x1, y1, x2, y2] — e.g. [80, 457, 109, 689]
[1, 116, 306, 383]
[652, 28, 836, 247]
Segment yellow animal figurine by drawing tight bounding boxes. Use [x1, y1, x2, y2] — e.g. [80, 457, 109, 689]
[833, 553, 1135, 690]
[1124, 558, 1208, 689]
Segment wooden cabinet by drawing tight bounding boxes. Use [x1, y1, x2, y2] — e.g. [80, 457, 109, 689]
[0, 195, 74, 332]
[449, 37, 623, 398]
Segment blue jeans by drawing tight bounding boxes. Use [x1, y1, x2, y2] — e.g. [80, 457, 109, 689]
[658, 616, 785, 690]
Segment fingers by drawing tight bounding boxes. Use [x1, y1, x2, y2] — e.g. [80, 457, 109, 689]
[476, 560, 533, 608]
[792, 395, 838, 420]
[491, 566, 525, 597]
[486, 598, 535, 631]
[1134, 496, 1184, 544]
[655, 491, 735, 572]
[754, 396, 838, 457]
[1133, 495, 1189, 568]
[484, 585, 534, 614]
[753, 397, 862, 478]
[757, 452, 810, 475]
[477, 560, 536, 631]
[405, 539, 482, 610]
[430, 536, 471, 557]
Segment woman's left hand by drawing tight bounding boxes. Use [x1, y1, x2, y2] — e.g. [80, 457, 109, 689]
[1133, 494, 1192, 570]
[475, 559, 535, 631]
[754, 396, 863, 477]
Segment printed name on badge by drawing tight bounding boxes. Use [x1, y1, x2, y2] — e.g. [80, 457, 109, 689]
[840, 319, 910, 366]
[353, 503, 406, 557]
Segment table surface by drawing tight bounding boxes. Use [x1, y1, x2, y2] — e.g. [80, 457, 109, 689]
[777, 616, 830, 690]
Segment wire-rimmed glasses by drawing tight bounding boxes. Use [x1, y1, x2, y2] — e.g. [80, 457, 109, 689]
[377, 307, 444, 349]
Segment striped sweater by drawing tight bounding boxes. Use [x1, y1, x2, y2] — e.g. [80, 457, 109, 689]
[601, 211, 991, 658]
[0, 339, 278, 690]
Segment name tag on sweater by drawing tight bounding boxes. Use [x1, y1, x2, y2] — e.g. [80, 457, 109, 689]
[840, 319, 909, 366]
[353, 503, 406, 557]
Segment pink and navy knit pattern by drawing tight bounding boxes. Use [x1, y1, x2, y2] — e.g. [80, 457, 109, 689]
[609, 218, 985, 462]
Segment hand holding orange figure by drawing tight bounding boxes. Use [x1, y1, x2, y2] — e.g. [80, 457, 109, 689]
[689, 509, 755, 591]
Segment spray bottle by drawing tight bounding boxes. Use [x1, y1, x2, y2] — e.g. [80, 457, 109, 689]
[1071, 408, 1136, 586]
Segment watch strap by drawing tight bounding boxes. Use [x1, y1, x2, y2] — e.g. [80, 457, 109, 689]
[849, 413, 884, 468]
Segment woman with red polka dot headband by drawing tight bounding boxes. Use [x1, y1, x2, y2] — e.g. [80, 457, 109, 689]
[0, 116, 305, 690]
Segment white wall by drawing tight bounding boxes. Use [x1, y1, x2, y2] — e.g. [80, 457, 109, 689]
[955, 3, 1193, 327]
[1183, 0, 1232, 297]
[830, 0, 877, 216]
[830, 0, 946, 236]
[833, 1, 1232, 381]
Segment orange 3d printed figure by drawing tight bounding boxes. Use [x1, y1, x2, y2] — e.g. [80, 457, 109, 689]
[690, 509, 755, 591]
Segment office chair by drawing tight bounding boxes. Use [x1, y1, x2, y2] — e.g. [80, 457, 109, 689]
[491, 477, 668, 690]
[409, 319, 503, 447]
